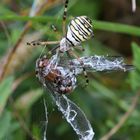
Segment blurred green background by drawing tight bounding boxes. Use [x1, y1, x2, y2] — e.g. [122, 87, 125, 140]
[0, 0, 140, 140]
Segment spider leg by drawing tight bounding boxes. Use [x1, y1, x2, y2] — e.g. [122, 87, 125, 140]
[62, 0, 69, 35]
[74, 45, 85, 52]
[51, 24, 57, 32]
[27, 40, 60, 47]
[51, 24, 62, 38]
[68, 50, 89, 86]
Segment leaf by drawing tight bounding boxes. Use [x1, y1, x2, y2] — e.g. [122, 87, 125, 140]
[132, 42, 140, 71]
[0, 110, 20, 140]
[0, 77, 13, 116]
[0, 111, 11, 139]
[130, 42, 140, 91]
[130, 71, 140, 91]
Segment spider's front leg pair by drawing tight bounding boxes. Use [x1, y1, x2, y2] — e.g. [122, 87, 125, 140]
[27, 0, 69, 47]
[27, 40, 60, 47]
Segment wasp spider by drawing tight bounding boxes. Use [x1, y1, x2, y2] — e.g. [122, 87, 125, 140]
[27, 0, 94, 86]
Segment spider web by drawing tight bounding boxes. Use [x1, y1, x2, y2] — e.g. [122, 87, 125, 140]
[36, 53, 133, 140]
[36, 54, 94, 140]
[59, 55, 134, 75]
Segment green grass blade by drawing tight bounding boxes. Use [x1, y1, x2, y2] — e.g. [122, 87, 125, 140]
[0, 15, 140, 37]
[0, 77, 13, 116]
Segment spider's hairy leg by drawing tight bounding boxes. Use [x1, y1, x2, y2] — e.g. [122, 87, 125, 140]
[68, 50, 89, 86]
[50, 24, 62, 39]
[47, 44, 60, 55]
[83, 67, 89, 86]
[75, 46, 85, 52]
[27, 40, 60, 47]
[62, 0, 69, 35]
[51, 25, 58, 32]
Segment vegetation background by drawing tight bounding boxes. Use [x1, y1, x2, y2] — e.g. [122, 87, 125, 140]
[0, 0, 140, 140]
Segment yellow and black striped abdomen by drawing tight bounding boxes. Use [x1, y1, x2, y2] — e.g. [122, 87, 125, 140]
[66, 16, 93, 46]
